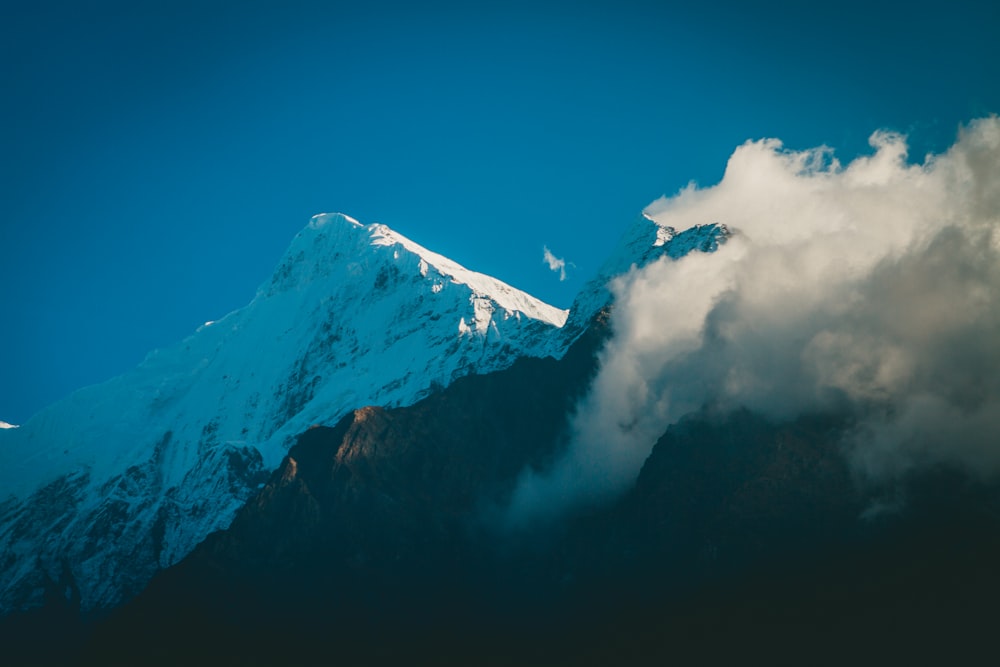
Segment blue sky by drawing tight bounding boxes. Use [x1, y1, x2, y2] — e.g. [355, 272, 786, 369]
[2, 0, 998, 424]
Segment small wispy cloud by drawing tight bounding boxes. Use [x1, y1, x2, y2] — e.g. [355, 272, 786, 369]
[542, 246, 569, 281]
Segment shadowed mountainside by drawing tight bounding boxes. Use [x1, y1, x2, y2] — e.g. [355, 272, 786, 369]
[7, 309, 1000, 665]
[70, 312, 1000, 666]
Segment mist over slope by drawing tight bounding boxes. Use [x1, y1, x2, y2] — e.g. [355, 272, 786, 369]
[509, 117, 1000, 521]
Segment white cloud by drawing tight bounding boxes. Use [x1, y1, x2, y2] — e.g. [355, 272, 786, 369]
[507, 117, 1000, 525]
[542, 246, 568, 281]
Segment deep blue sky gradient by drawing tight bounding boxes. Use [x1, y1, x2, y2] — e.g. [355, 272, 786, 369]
[2, 0, 998, 423]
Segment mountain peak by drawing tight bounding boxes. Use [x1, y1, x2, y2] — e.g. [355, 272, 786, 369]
[269, 212, 568, 328]
[0, 211, 569, 613]
[558, 214, 730, 346]
[308, 211, 361, 229]
[0, 204, 727, 615]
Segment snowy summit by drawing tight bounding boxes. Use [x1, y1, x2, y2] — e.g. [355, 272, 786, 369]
[0, 212, 567, 613]
[0, 207, 723, 616]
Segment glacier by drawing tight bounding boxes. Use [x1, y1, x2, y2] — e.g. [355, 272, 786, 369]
[0, 209, 726, 614]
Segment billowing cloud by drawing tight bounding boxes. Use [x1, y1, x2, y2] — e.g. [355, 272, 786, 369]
[507, 117, 1000, 525]
[543, 246, 569, 281]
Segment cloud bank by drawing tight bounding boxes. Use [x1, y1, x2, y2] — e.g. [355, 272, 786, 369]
[508, 117, 1000, 524]
[543, 245, 569, 281]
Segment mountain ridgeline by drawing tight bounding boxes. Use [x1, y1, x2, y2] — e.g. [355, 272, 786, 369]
[4, 210, 1000, 666]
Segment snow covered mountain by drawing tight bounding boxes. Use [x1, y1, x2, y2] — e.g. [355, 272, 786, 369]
[0, 207, 727, 616]
[0, 213, 567, 613]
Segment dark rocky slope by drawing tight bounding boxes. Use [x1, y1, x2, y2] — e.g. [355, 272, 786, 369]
[10, 309, 1000, 665]
[82, 399, 1000, 666]
[80, 314, 614, 666]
